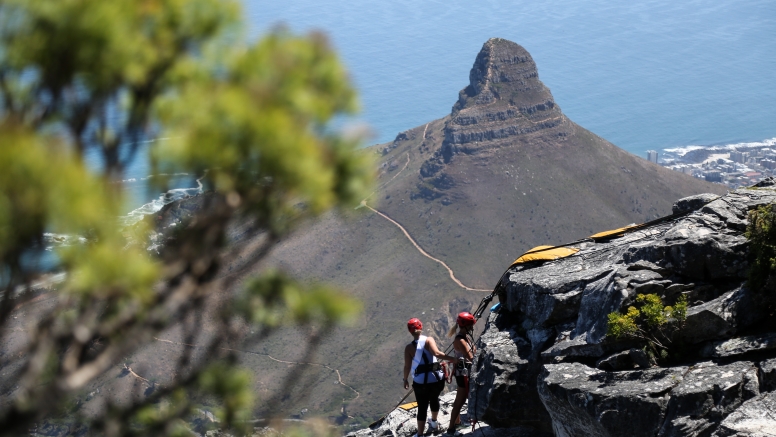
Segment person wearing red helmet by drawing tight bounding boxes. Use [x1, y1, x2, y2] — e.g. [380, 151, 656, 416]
[445, 312, 476, 436]
[403, 317, 456, 437]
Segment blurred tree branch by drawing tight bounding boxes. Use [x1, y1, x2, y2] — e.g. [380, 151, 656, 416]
[0, 0, 372, 435]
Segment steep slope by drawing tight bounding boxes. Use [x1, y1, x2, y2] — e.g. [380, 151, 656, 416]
[241, 38, 728, 422]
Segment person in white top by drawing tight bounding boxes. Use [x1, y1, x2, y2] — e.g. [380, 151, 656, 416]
[403, 318, 456, 436]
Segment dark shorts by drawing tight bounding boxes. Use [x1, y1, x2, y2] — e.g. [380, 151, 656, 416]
[455, 363, 472, 388]
[412, 380, 445, 421]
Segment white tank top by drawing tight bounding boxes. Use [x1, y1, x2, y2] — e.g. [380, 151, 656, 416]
[410, 335, 443, 384]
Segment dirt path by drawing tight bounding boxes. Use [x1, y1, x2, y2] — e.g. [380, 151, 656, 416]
[360, 141, 490, 292]
[123, 364, 153, 386]
[360, 153, 411, 204]
[362, 205, 490, 292]
[152, 337, 360, 401]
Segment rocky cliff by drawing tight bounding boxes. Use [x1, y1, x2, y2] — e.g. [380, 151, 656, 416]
[470, 186, 776, 436]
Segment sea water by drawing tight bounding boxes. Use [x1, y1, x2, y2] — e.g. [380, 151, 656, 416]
[245, 0, 776, 157]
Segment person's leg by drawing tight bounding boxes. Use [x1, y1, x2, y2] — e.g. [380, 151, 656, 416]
[427, 380, 445, 431]
[429, 380, 444, 413]
[413, 383, 430, 436]
[446, 384, 467, 434]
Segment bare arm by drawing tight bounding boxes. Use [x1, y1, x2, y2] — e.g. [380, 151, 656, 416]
[403, 344, 413, 389]
[426, 337, 456, 362]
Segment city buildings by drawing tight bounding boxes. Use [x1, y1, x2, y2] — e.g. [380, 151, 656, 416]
[657, 145, 776, 189]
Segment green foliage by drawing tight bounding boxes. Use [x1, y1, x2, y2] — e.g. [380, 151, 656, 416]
[607, 293, 688, 362]
[745, 203, 776, 291]
[0, 0, 372, 435]
[637, 293, 667, 327]
[669, 293, 688, 321]
[606, 306, 639, 339]
[238, 270, 361, 328]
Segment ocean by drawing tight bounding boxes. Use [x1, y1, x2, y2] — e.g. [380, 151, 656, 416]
[245, 0, 776, 156]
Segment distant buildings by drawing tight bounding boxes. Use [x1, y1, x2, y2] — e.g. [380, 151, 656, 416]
[704, 170, 722, 182]
[730, 150, 744, 163]
[656, 144, 776, 189]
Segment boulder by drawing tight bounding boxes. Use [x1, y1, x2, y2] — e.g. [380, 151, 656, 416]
[713, 391, 776, 437]
[701, 332, 776, 358]
[672, 193, 720, 215]
[658, 361, 759, 436]
[538, 361, 760, 437]
[538, 362, 684, 437]
[682, 290, 741, 344]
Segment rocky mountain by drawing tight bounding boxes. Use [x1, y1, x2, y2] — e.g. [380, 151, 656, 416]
[248, 37, 728, 422]
[351, 188, 776, 437]
[468, 188, 776, 436]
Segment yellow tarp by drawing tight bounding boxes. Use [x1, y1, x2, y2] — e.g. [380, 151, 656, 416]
[589, 224, 642, 240]
[399, 402, 418, 410]
[512, 246, 580, 265]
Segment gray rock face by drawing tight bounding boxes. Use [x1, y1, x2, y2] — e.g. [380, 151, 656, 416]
[714, 392, 776, 436]
[673, 193, 721, 215]
[702, 333, 776, 358]
[468, 312, 551, 430]
[471, 188, 776, 435]
[596, 348, 650, 370]
[658, 361, 760, 436]
[537, 361, 760, 437]
[538, 363, 685, 437]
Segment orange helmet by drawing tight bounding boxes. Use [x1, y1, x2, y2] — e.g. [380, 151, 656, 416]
[407, 318, 423, 332]
[456, 312, 476, 327]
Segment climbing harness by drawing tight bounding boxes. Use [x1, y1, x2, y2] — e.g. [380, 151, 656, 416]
[411, 335, 444, 384]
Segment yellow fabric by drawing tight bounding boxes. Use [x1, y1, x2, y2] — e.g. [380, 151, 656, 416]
[399, 402, 418, 410]
[512, 246, 580, 265]
[523, 245, 554, 254]
[589, 224, 642, 240]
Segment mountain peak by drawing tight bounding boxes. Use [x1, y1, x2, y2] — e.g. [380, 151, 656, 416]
[453, 38, 552, 112]
[420, 38, 569, 178]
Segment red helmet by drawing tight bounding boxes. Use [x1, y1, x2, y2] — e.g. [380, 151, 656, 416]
[407, 318, 423, 332]
[457, 312, 476, 327]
